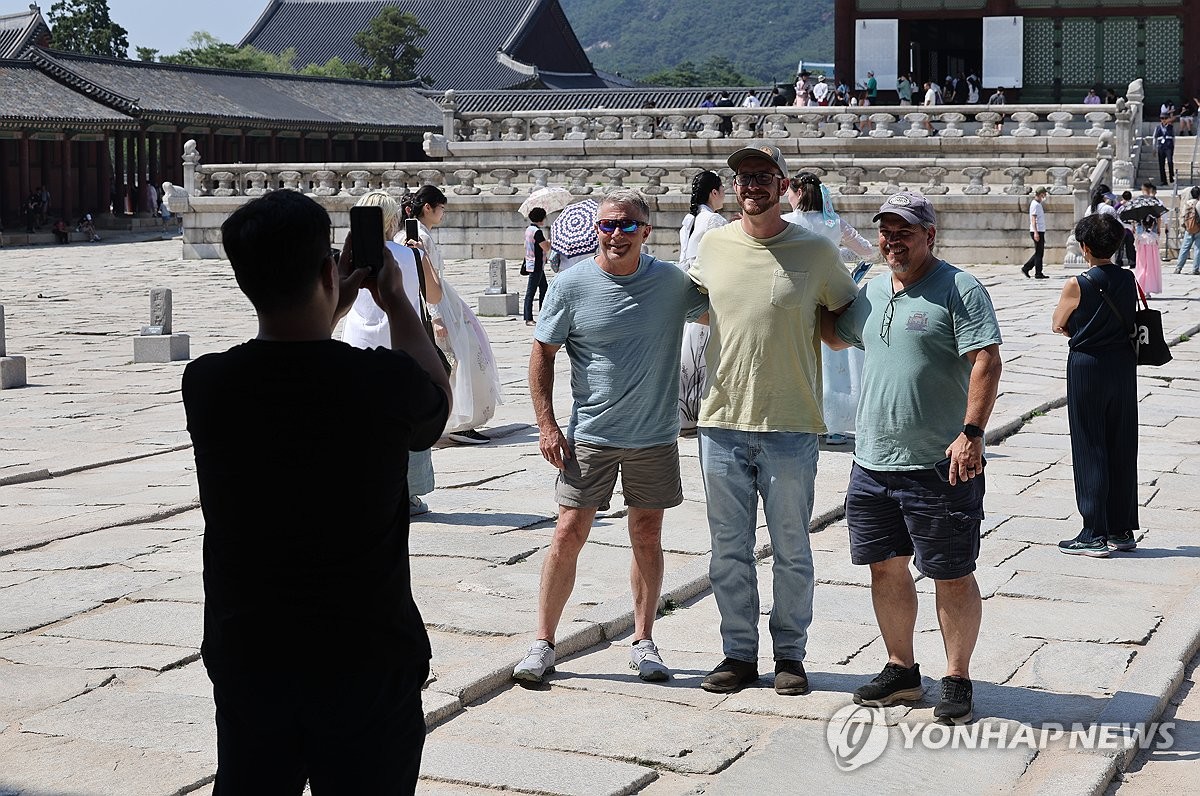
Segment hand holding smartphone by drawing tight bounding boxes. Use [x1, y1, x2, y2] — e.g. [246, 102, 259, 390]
[404, 217, 419, 244]
[349, 205, 385, 275]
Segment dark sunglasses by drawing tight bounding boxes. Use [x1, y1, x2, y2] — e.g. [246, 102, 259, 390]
[596, 218, 647, 234]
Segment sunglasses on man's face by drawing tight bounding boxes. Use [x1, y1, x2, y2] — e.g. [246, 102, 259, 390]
[596, 218, 647, 234]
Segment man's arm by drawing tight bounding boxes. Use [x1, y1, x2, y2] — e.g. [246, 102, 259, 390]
[529, 340, 571, 468]
[820, 305, 852, 349]
[944, 343, 1002, 485]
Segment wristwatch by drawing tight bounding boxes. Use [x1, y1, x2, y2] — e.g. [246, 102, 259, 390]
[963, 424, 985, 439]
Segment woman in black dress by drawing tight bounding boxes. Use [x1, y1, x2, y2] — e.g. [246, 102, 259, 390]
[1051, 214, 1139, 557]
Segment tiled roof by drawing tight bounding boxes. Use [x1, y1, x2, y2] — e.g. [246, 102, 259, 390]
[240, 0, 605, 91]
[0, 59, 136, 127]
[439, 86, 768, 114]
[0, 7, 49, 59]
[31, 49, 444, 133]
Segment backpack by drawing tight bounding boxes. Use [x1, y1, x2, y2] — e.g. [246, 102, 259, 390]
[1185, 204, 1200, 235]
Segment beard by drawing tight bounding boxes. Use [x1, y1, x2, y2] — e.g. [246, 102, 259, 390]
[739, 192, 779, 216]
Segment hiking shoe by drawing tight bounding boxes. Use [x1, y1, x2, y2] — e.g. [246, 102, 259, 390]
[409, 496, 430, 517]
[630, 639, 670, 682]
[853, 662, 924, 706]
[1058, 537, 1110, 557]
[513, 640, 555, 683]
[701, 657, 759, 693]
[1108, 532, 1137, 552]
[448, 429, 490, 445]
[934, 675, 974, 725]
[774, 660, 809, 696]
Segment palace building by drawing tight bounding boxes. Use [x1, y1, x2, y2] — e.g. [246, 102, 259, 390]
[834, 0, 1195, 104]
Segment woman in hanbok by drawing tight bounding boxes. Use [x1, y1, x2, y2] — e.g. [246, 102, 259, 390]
[1133, 214, 1163, 296]
[677, 171, 726, 435]
[340, 190, 441, 515]
[405, 185, 504, 444]
[784, 172, 874, 445]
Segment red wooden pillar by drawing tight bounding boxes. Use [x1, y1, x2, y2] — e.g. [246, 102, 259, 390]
[351, 136, 359, 161]
[113, 132, 126, 214]
[270, 130, 278, 162]
[324, 135, 332, 163]
[61, 136, 73, 223]
[136, 129, 148, 212]
[19, 134, 31, 198]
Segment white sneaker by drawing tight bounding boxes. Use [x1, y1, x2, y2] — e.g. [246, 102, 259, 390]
[513, 640, 555, 683]
[630, 639, 670, 682]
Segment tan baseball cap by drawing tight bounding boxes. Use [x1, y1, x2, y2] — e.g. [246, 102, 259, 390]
[727, 144, 789, 179]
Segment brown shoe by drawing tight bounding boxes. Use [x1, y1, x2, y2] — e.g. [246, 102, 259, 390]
[701, 657, 759, 693]
[774, 659, 809, 696]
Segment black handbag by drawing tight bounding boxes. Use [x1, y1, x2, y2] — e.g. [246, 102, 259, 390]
[1078, 271, 1172, 366]
[1132, 283, 1173, 366]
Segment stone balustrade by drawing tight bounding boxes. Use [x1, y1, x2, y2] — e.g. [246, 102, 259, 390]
[188, 157, 1096, 202]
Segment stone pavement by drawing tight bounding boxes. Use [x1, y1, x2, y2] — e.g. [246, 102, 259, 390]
[1, 237, 1199, 795]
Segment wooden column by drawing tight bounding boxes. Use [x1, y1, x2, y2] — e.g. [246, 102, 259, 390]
[113, 132, 125, 214]
[19, 134, 31, 198]
[61, 136, 73, 222]
[324, 135, 332, 163]
[270, 131, 278, 162]
[136, 129, 148, 213]
[351, 136, 359, 161]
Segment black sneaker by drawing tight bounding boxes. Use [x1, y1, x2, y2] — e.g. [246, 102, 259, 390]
[934, 675, 973, 725]
[1108, 532, 1137, 552]
[700, 657, 759, 693]
[1058, 538, 1110, 558]
[773, 660, 809, 696]
[853, 662, 924, 706]
[448, 429, 490, 445]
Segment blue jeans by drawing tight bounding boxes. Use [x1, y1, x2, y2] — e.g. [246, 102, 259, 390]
[698, 428, 818, 662]
[1177, 232, 1198, 273]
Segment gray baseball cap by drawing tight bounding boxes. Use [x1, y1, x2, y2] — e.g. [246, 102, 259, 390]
[873, 192, 937, 226]
[727, 144, 789, 179]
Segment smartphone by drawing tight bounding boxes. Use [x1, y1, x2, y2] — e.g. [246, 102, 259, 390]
[405, 217, 419, 243]
[349, 205, 384, 274]
[851, 261, 873, 283]
[934, 457, 952, 482]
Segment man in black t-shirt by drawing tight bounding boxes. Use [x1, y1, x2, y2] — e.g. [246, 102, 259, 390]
[183, 190, 449, 794]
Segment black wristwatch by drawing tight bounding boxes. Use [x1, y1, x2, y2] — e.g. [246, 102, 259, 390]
[963, 424, 985, 439]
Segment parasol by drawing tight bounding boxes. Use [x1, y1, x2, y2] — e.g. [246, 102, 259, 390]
[519, 187, 574, 217]
[550, 200, 599, 258]
[1117, 196, 1168, 225]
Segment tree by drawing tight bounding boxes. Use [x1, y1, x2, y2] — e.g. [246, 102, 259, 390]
[643, 56, 751, 88]
[354, 7, 426, 82]
[299, 57, 364, 80]
[48, 0, 129, 58]
[135, 46, 158, 62]
[160, 32, 297, 74]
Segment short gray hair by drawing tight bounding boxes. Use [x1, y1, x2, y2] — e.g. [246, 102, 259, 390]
[599, 188, 651, 220]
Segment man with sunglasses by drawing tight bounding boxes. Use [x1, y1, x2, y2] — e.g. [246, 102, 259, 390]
[515, 189, 708, 685]
[824, 192, 1002, 725]
[688, 145, 860, 696]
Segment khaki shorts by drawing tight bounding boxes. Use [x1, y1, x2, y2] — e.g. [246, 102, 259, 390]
[556, 441, 683, 510]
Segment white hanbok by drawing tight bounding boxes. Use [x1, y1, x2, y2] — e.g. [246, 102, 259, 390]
[677, 205, 727, 430]
[784, 209, 874, 437]
[419, 221, 503, 433]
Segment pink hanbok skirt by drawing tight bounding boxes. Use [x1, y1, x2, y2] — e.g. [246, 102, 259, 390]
[1134, 233, 1162, 295]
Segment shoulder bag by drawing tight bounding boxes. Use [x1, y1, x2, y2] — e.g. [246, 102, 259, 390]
[1078, 271, 1172, 366]
[410, 246, 454, 376]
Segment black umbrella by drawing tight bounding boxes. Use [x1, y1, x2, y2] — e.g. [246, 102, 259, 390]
[1117, 196, 1168, 225]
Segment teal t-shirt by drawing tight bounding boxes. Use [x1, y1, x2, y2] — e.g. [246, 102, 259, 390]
[535, 254, 708, 448]
[835, 260, 1002, 470]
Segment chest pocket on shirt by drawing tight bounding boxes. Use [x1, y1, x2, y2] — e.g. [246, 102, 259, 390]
[771, 269, 809, 309]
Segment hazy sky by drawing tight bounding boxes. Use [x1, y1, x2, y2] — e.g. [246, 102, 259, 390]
[19, 0, 268, 55]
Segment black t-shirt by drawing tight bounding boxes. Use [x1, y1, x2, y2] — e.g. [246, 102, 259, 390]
[183, 338, 448, 675]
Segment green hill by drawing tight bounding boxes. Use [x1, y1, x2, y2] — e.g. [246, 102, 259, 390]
[560, 0, 835, 85]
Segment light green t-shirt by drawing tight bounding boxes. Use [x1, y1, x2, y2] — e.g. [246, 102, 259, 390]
[835, 260, 1003, 470]
[690, 221, 860, 432]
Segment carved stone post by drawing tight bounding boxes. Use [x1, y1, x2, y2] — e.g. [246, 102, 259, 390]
[527, 168, 552, 189]
[641, 167, 669, 195]
[381, 169, 409, 196]
[975, 111, 1002, 137]
[961, 167, 991, 194]
[833, 113, 860, 138]
[564, 168, 593, 195]
[730, 114, 756, 138]
[345, 169, 372, 196]
[453, 169, 481, 195]
[697, 114, 723, 139]
[938, 112, 965, 137]
[879, 167, 906, 194]
[602, 168, 630, 192]
[440, 90, 458, 140]
[1084, 112, 1112, 138]
[478, 258, 518, 317]
[416, 168, 443, 186]
[796, 113, 823, 138]
[921, 166, 949, 195]
[1046, 166, 1073, 195]
[0, 305, 27, 389]
[763, 114, 790, 138]
[1003, 167, 1032, 195]
[837, 166, 867, 195]
[182, 139, 200, 196]
[489, 168, 518, 195]
[1047, 111, 1074, 137]
[1011, 111, 1039, 137]
[563, 116, 589, 140]
[133, 287, 189, 363]
[868, 113, 895, 138]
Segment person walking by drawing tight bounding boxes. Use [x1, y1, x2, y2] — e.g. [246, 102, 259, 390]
[1022, 188, 1049, 278]
[523, 207, 551, 326]
[677, 171, 727, 435]
[689, 145, 859, 696]
[513, 189, 708, 685]
[825, 191, 1003, 726]
[1155, 113, 1176, 186]
[183, 190, 450, 794]
[1134, 183, 1164, 296]
[896, 73, 913, 105]
[1051, 214, 1139, 556]
[1176, 186, 1200, 274]
[865, 71, 877, 105]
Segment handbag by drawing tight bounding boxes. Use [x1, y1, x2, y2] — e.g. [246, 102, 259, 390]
[1078, 271, 1172, 366]
[410, 246, 454, 376]
[519, 261, 531, 276]
[1133, 283, 1172, 366]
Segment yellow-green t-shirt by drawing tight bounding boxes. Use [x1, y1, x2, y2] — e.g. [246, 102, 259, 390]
[690, 221, 859, 432]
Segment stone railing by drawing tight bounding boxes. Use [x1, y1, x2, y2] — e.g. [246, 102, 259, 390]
[183, 155, 1096, 201]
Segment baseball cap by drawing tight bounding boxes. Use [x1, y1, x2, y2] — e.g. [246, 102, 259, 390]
[727, 144, 788, 179]
[873, 192, 936, 226]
